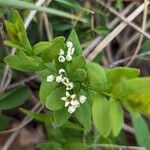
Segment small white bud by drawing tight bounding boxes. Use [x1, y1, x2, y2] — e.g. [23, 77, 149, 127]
[68, 105, 76, 114]
[68, 47, 75, 56]
[56, 75, 62, 83]
[79, 95, 87, 104]
[66, 82, 74, 90]
[58, 55, 65, 63]
[62, 77, 69, 85]
[59, 68, 66, 75]
[66, 54, 72, 61]
[71, 100, 80, 108]
[67, 41, 73, 48]
[47, 75, 54, 82]
[59, 49, 64, 55]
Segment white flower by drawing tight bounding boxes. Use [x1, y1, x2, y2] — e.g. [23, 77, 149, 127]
[56, 75, 62, 83]
[66, 41, 73, 48]
[66, 54, 72, 61]
[58, 55, 65, 63]
[59, 68, 66, 75]
[61, 91, 76, 107]
[68, 105, 76, 114]
[59, 49, 64, 55]
[68, 47, 75, 56]
[79, 95, 87, 104]
[66, 82, 74, 90]
[62, 77, 69, 85]
[47, 75, 54, 82]
[71, 99, 80, 108]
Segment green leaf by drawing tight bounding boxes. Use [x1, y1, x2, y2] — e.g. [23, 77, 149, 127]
[4, 40, 26, 52]
[4, 20, 18, 41]
[67, 30, 83, 56]
[75, 101, 91, 132]
[112, 77, 150, 115]
[141, 39, 150, 52]
[4, 51, 41, 72]
[55, 0, 93, 14]
[20, 108, 52, 122]
[17, 31, 32, 52]
[0, 115, 9, 131]
[39, 80, 56, 104]
[0, 86, 29, 110]
[33, 41, 52, 55]
[109, 99, 124, 136]
[0, 0, 87, 22]
[72, 68, 87, 82]
[67, 55, 86, 73]
[106, 67, 140, 92]
[46, 87, 65, 111]
[53, 107, 71, 126]
[131, 113, 150, 149]
[11, 10, 26, 34]
[92, 94, 111, 137]
[42, 37, 65, 62]
[87, 62, 107, 92]
[63, 142, 89, 150]
[37, 142, 63, 150]
[63, 121, 83, 131]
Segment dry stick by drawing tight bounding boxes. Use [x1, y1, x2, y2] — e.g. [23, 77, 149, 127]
[97, 0, 150, 39]
[1, 103, 43, 150]
[115, 20, 150, 60]
[91, 144, 145, 150]
[0, 0, 46, 91]
[87, 1, 150, 61]
[110, 51, 150, 67]
[126, 0, 148, 66]
[84, 3, 135, 56]
[6, 75, 38, 90]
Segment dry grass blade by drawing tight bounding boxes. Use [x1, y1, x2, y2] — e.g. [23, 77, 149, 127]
[126, 0, 148, 66]
[87, 1, 149, 61]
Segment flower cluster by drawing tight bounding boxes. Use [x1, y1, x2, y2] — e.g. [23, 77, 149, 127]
[46, 41, 87, 114]
[61, 91, 87, 113]
[58, 41, 75, 63]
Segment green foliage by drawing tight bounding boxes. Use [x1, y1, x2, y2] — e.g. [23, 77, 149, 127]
[39, 80, 57, 104]
[109, 99, 124, 136]
[37, 142, 63, 150]
[53, 107, 71, 126]
[0, 86, 29, 110]
[87, 62, 107, 93]
[75, 101, 92, 132]
[106, 67, 140, 92]
[131, 113, 150, 150]
[0, 0, 87, 22]
[46, 87, 65, 111]
[0, 115, 9, 131]
[20, 108, 52, 122]
[63, 142, 90, 150]
[112, 77, 150, 115]
[92, 94, 111, 137]
[3, 11, 150, 143]
[42, 37, 65, 62]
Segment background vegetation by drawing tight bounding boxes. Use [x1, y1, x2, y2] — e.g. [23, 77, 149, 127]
[0, 0, 150, 149]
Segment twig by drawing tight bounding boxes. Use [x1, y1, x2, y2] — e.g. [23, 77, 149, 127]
[1, 103, 43, 150]
[91, 144, 145, 150]
[87, 2, 149, 61]
[126, 0, 148, 66]
[6, 75, 39, 91]
[84, 3, 135, 56]
[115, 20, 150, 60]
[97, 0, 150, 39]
[0, 0, 46, 91]
[110, 51, 150, 67]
